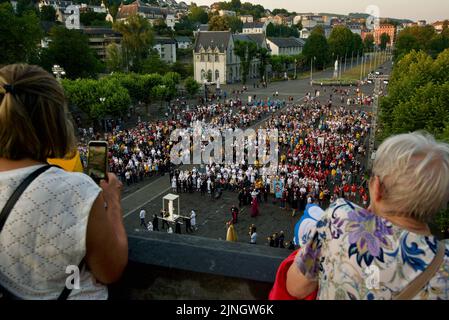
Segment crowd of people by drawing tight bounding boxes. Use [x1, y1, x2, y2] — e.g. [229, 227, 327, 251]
[77, 83, 373, 247]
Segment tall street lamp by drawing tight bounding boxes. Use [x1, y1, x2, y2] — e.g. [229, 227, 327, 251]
[294, 58, 297, 79]
[310, 56, 316, 85]
[203, 80, 208, 101]
[99, 97, 106, 131]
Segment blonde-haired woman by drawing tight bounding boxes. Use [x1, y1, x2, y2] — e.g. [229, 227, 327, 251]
[286, 132, 449, 300]
[0, 64, 128, 299]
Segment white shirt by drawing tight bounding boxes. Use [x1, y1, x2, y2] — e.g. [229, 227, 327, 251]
[250, 232, 257, 244]
[190, 211, 196, 226]
[0, 165, 107, 300]
[140, 210, 146, 219]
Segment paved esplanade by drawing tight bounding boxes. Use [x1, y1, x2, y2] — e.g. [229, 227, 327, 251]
[121, 61, 392, 245]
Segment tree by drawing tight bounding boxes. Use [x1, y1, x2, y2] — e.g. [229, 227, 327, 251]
[140, 51, 169, 74]
[257, 47, 270, 80]
[113, 14, 154, 72]
[266, 22, 275, 36]
[311, 26, 325, 37]
[303, 32, 331, 70]
[16, 0, 36, 16]
[174, 16, 195, 36]
[39, 26, 103, 79]
[106, 42, 125, 72]
[227, 16, 243, 33]
[153, 18, 174, 37]
[188, 5, 208, 24]
[272, 8, 289, 16]
[184, 76, 200, 97]
[80, 10, 110, 27]
[328, 26, 354, 61]
[0, 3, 42, 64]
[380, 33, 391, 50]
[209, 15, 230, 31]
[266, 22, 299, 37]
[152, 84, 170, 107]
[234, 40, 258, 84]
[380, 49, 449, 139]
[39, 5, 56, 22]
[353, 34, 364, 55]
[363, 34, 375, 52]
[62, 78, 131, 121]
[394, 25, 437, 61]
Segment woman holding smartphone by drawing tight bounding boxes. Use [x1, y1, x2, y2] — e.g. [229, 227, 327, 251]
[0, 64, 128, 300]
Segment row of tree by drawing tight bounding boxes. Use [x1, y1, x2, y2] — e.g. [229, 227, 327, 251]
[62, 72, 200, 121]
[379, 48, 449, 233]
[302, 26, 368, 70]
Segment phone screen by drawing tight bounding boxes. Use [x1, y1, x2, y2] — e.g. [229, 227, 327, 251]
[87, 143, 108, 183]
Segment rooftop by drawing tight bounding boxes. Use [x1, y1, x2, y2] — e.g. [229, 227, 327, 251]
[268, 37, 305, 48]
[194, 31, 232, 53]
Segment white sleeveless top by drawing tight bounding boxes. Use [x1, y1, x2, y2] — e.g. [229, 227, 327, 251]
[0, 165, 108, 300]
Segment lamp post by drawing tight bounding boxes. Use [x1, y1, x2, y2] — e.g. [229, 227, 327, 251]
[310, 56, 316, 85]
[203, 80, 208, 101]
[52, 64, 66, 82]
[294, 58, 297, 80]
[99, 97, 107, 132]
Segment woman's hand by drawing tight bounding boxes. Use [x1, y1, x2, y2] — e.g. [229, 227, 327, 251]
[86, 173, 128, 284]
[100, 173, 123, 206]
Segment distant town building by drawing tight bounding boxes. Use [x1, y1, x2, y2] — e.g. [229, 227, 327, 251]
[175, 36, 192, 49]
[240, 15, 254, 23]
[219, 10, 236, 17]
[242, 22, 266, 34]
[266, 37, 305, 56]
[82, 27, 122, 61]
[39, 0, 74, 23]
[433, 21, 448, 33]
[273, 14, 293, 27]
[347, 22, 363, 36]
[373, 24, 396, 46]
[116, 0, 176, 30]
[417, 20, 427, 27]
[154, 37, 177, 63]
[299, 28, 311, 39]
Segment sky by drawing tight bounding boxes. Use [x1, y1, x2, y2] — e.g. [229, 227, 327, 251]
[190, 0, 449, 23]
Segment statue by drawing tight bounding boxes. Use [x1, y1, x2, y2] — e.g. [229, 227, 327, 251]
[333, 60, 339, 79]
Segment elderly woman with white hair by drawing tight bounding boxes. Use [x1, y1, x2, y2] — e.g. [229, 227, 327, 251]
[286, 132, 449, 300]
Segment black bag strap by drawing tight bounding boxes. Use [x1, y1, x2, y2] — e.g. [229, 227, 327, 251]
[0, 165, 53, 233]
[0, 164, 84, 300]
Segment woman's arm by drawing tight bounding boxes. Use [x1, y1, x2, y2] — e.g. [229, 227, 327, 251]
[286, 261, 319, 299]
[85, 173, 128, 284]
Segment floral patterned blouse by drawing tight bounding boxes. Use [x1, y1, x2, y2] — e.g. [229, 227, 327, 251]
[295, 199, 449, 300]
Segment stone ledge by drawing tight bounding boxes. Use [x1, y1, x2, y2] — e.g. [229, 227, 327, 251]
[127, 231, 290, 283]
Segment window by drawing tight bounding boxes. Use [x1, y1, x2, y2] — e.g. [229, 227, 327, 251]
[201, 54, 205, 62]
[201, 69, 206, 80]
[215, 55, 219, 62]
[207, 70, 212, 82]
[215, 70, 220, 81]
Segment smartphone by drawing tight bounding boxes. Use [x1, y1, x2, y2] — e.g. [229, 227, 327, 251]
[87, 141, 108, 184]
